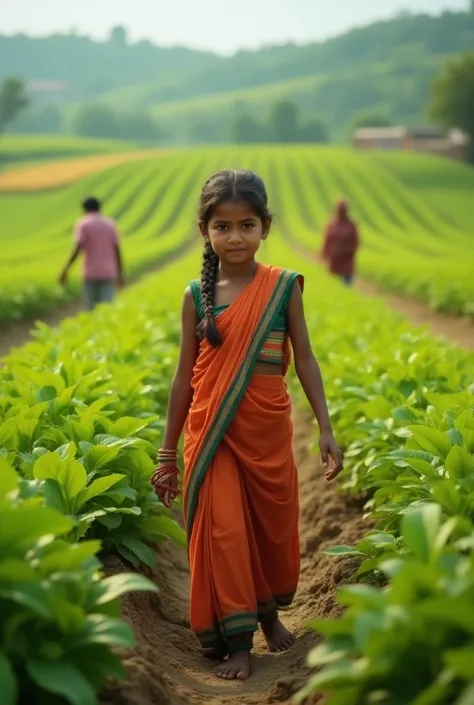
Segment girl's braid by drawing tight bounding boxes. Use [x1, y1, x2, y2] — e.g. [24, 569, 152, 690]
[196, 241, 221, 346]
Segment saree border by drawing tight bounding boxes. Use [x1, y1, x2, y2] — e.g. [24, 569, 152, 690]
[184, 269, 299, 537]
[195, 611, 259, 648]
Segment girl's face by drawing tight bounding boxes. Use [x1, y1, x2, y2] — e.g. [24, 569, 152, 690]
[202, 200, 269, 265]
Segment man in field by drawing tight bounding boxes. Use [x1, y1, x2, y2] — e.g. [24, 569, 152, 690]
[320, 200, 360, 285]
[59, 196, 124, 310]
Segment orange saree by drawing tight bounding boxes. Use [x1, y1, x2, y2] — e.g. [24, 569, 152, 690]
[183, 264, 302, 654]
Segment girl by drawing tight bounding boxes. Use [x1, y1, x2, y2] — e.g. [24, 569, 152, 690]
[151, 170, 342, 682]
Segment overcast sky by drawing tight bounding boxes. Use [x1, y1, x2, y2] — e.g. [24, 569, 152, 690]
[3, 0, 468, 54]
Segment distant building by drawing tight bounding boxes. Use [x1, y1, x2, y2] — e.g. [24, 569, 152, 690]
[353, 126, 470, 162]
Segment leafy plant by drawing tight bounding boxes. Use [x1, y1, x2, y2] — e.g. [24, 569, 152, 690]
[0, 301, 186, 567]
[297, 504, 474, 705]
[0, 460, 157, 705]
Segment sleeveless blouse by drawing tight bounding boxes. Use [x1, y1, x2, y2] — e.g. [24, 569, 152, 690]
[189, 276, 299, 365]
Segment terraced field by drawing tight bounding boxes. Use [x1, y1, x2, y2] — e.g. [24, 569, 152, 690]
[1, 145, 473, 322]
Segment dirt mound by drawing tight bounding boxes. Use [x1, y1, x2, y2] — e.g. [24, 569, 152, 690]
[101, 412, 367, 705]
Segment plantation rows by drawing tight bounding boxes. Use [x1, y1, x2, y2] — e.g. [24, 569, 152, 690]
[1, 146, 474, 323]
[1, 237, 474, 704]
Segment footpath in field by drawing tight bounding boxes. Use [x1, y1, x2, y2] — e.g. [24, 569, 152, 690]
[101, 413, 367, 705]
[355, 279, 474, 351]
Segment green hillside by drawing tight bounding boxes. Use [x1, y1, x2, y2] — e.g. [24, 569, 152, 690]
[3, 10, 474, 144]
[100, 11, 474, 143]
[145, 55, 449, 143]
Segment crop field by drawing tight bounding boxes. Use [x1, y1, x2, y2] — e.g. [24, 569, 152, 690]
[0, 149, 165, 192]
[1, 228, 474, 703]
[0, 134, 137, 164]
[1, 144, 473, 323]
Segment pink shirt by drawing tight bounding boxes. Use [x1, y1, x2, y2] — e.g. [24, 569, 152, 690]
[75, 213, 119, 280]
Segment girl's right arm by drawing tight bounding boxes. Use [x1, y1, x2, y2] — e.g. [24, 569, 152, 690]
[161, 287, 199, 451]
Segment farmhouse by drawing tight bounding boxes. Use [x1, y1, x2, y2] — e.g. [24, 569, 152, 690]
[353, 126, 470, 161]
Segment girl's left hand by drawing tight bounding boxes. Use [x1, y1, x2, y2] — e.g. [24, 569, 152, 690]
[319, 431, 343, 481]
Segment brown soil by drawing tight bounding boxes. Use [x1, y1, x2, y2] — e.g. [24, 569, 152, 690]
[100, 413, 367, 705]
[0, 301, 83, 359]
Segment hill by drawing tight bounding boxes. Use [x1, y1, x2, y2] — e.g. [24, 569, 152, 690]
[2, 10, 474, 143]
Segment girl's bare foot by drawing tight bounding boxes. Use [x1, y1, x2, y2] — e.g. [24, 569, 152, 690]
[261, 617, 296, 652]
[215, 651, 251, 680]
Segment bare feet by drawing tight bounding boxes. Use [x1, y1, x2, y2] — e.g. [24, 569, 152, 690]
[261, 617, 296, 652]
[215, 651, 251, 680]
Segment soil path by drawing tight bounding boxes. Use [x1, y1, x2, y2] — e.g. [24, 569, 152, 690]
[356, 279, 474, 350]
[101, 413, 367, 705]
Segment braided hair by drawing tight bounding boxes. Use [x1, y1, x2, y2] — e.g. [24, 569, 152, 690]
[197, 170, 272, 346]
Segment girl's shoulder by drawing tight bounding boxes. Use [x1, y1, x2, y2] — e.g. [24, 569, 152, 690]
[188, 279, 204, 319]
[279, 268, 305, 293]
[270, 268, 304, 313]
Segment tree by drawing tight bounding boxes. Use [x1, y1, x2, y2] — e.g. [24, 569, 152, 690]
[231, 113, 265, 143]
[8, 104, 62, 134]
[270, 101, 300, 142]
[352, 111, 393, 130]
[429, 52, 474, 161]
[0, 78, 29, 133]
[71, 103, 119, 138]
[299, 119, 328, 143]
[110, 26, 128, 46]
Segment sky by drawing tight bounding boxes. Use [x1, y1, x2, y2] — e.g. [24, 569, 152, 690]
[2, 0, 468, 54]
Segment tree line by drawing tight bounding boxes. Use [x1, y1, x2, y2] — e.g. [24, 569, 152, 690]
[1, 50, 473, 160]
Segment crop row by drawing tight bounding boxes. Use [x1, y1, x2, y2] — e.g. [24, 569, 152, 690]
[1, 236, 473, 702]
[254, 147, 474, 318]
[0, 150, 163, 192]
[271, 244, 474, 705]
[2, 146, 473, 323]
[0, 150, 231, 322]
[0, 254, 205, 704]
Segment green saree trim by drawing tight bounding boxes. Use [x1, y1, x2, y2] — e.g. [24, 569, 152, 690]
[184, 269, 299, 537]
[257, 591, 297, 622]
[195, 611, 258, 651]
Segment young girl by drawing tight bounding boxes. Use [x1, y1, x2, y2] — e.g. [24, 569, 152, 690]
[151, 170, 342, 682]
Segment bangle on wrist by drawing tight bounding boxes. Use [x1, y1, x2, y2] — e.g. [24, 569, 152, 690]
[157, 448, 179, 463]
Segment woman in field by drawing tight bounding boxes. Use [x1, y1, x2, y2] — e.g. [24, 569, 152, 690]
[151, 170, 342, 681]
[321, 200, 360, 285]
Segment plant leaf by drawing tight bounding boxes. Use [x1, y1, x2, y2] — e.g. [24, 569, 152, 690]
[75, 474, 126, 509]
[0, 652, 17, 705]
[402, 504, 441, 562]
[27, 659, 96, 705]
[96, 573, 158, 605]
